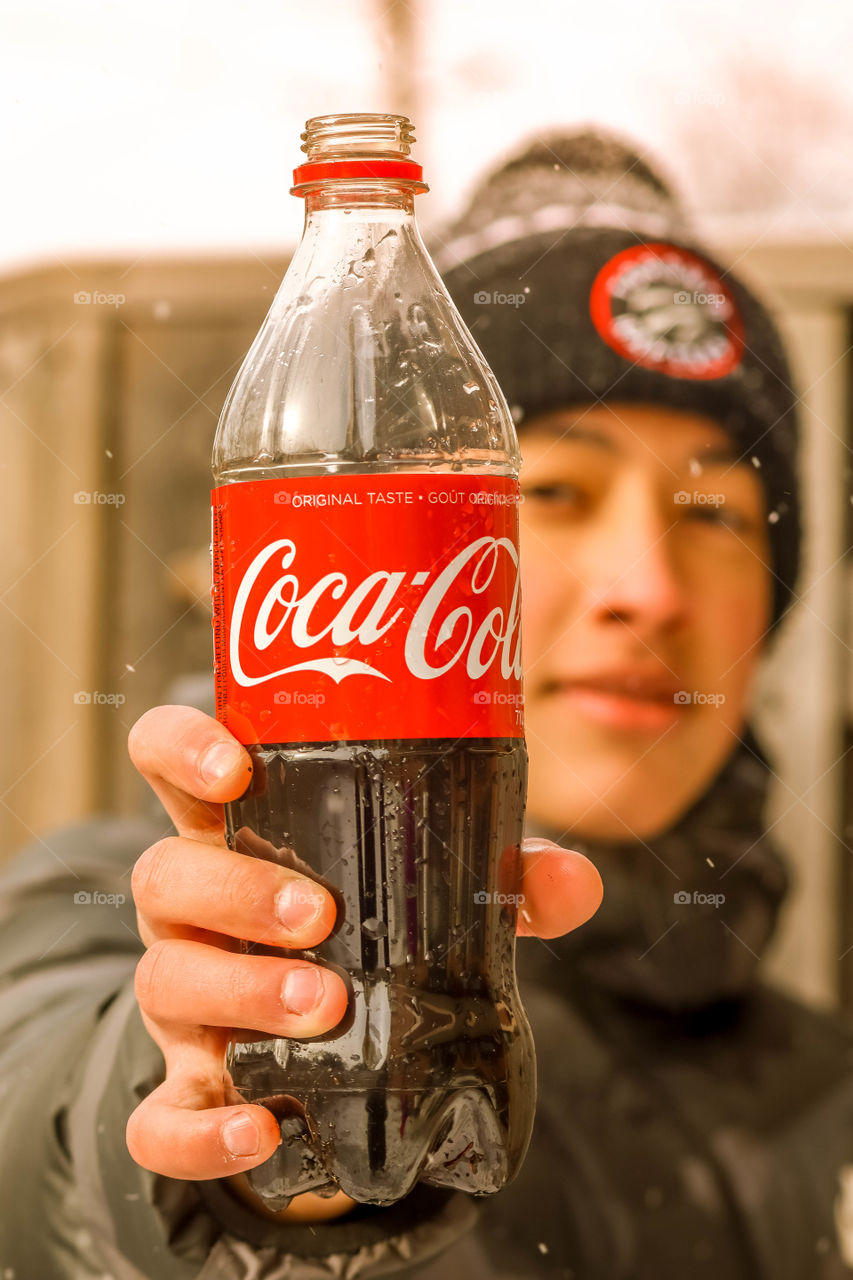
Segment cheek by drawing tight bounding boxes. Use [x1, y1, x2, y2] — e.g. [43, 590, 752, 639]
[688, 555, 772, 699]
[519, 529, 575, 664]
[519, 568, 550, 660]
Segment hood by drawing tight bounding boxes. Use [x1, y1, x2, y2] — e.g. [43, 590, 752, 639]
[518, 726, 791, 1013]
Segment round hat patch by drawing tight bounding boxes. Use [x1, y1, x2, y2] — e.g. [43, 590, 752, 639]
[589, 242, 744, 380]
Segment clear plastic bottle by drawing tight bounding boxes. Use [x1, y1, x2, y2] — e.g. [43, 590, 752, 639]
[211, 113, 535, 1209]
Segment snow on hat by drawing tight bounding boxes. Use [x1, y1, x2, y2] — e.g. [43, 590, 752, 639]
[434, 128, 802, 629]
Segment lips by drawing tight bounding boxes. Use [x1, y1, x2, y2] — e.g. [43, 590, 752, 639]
[553, 669, 682, 700]
[542, 668, 687, 733]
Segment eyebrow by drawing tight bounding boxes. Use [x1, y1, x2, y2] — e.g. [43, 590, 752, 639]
[527, 420, 746, 469]
[529, 421, 620, 451]
[690, 445, 741, 467]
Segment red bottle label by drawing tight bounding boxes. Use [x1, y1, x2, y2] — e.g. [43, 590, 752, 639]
[211, 473, 523, 744]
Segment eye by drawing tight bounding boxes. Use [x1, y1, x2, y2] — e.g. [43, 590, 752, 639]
[683, 503, 751, 533]
[522, 482, 585, 508]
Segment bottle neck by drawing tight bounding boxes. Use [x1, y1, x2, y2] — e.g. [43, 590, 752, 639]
[294, 183, 424, 272]
[303, 182, 417, 217]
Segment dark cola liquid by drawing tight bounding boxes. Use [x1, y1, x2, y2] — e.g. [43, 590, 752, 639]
[224, 736, 535, 1208]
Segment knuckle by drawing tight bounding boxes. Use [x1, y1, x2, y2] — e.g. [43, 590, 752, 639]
[125, 1099, 152, 1166]
[220, 857, 266, 917]
[179, 1068, 222, 1109]
[126, 707, 160, 769]
[131, 838, 177, 909]
[219, 955, 258, 1012]
[134, 939, 174, 1012]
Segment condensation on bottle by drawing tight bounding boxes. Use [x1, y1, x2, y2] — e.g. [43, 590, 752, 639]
[211, 112, 535, 1210]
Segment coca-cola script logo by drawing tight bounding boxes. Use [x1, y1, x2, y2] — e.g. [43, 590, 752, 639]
[213, 473, 524, 742]
[230, 535, 522, 688]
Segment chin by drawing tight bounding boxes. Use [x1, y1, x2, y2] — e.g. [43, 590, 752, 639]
[571, 793, 692, 844]
[525, 725, 729, 845]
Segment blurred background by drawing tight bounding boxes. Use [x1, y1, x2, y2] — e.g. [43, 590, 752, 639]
[1, 0, 851, 1008]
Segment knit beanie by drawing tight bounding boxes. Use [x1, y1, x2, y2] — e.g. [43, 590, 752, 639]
[434, 129, 802, 628]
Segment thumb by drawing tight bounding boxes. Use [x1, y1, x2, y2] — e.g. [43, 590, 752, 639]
[127, 1026, 281, 1180]
[517, 838, 603, 939]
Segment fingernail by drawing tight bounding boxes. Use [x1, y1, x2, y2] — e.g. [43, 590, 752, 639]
[201, 741, 244, 785]
[282, 965, 325, 1015]
[223, 1111, 260, 1157]
[275, 879, 325, 933]
[523, 838, 563, 852]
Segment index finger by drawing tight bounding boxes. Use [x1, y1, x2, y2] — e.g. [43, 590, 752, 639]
[127, 705, 254, 844]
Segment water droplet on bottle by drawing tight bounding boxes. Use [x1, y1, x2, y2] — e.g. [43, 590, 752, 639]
[463, 381, 479, 395]
[361, 917, 387, 940]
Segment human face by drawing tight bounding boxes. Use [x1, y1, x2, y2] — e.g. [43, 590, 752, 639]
[518, 401, 773, 843]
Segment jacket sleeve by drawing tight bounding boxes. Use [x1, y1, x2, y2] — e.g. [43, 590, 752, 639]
[0, 817, 476, 1280]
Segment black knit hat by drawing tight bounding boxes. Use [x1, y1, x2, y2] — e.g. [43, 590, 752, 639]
[434, 129, 802, 630]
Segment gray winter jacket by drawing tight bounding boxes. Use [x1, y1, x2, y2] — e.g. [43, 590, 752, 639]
[2, 731, 853, 1278]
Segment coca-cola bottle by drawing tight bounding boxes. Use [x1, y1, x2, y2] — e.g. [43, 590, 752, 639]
[211, 112, 534, 1209]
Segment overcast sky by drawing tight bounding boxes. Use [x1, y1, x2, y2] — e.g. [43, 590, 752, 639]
[1, 0, 851, 271]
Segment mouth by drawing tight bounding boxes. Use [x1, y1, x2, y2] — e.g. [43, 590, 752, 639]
[541, 670, 688, 733]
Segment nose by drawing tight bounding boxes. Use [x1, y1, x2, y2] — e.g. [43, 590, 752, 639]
[579, 472, 688, 636]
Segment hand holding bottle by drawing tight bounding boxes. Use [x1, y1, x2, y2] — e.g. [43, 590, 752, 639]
[126, 704, 603, 1205]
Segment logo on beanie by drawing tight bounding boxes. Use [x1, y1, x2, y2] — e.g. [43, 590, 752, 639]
[589, 243, 744, 380]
